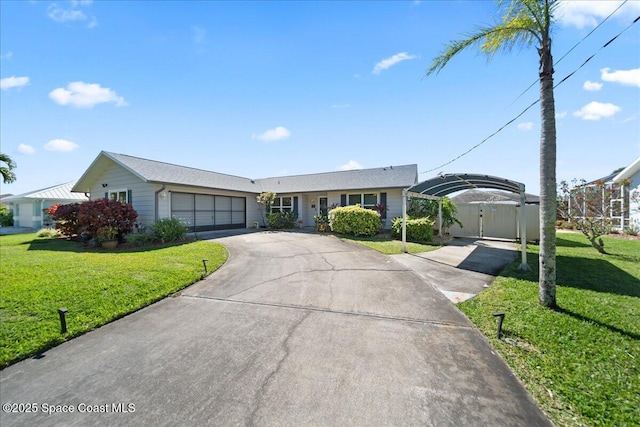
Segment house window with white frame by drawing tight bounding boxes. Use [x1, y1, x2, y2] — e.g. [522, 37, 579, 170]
[108, 190, 129, 203]
[347, 193, 377, 209]
[271, 196, 292, 213]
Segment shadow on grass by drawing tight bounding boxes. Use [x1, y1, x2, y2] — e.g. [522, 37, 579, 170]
[554, 306, 640, 340]
[502, 253, 640, 298]
[556, 236, 591, 248]
[26, 237, 194, 253]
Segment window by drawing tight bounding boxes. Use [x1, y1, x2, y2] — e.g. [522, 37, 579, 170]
[271, 196, 292, 213]
[347, 193, 377, 209]
[108, 190, 129, 203]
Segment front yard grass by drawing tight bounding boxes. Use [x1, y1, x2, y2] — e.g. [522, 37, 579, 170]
[0, 233, 227, 368]
[338, 234, 441, 255]
[459, 233, 639, 427]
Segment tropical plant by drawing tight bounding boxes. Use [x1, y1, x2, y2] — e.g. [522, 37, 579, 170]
[150, 217, 187, 243]
[426, 0, 559, 308]
[0, 205, 13, 226]
[407, 197, 462, 231]
[0, 153, 17, 184]
[256, 191, 277, 227]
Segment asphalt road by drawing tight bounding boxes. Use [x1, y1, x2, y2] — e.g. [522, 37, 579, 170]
[1, 231, 551, 426]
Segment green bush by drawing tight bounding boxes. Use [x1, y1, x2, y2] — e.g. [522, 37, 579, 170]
[391, 216, 434, 242]
[329, 205, 380, 237]
[36, 228, 60, 238]
[0, 206, 13, 226]
[150, 217, 187, 243]
[125, 232, 156, 246]
[267, 211, 298, 229]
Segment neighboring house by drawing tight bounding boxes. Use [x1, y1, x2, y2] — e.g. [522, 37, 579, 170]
[567, 157, 640, 233]
[2, 181, 89, 229]
[71, 151, 418, 232]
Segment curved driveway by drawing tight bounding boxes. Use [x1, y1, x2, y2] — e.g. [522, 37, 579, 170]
[1, 231, 550, 426]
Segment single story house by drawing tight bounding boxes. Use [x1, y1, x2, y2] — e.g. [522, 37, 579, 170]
[71, 151, 418, 232]
[2, 181, 89, 229]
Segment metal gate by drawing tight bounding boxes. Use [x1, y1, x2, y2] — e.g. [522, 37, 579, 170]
[171, 192, 246, 231]
[449, 203, 538, 240]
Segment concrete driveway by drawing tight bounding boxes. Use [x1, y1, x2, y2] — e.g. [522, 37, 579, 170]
[1, 231, 550, 426]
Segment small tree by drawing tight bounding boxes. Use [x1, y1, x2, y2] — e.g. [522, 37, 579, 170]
[256, 191, 276, 227]
[48, 203, 81, 236]
[0, 153, 17, 184]
[558, 178, 636, 254]
[407, 197, 462, 232]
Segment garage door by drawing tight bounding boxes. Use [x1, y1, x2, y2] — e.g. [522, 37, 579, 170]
[18, 203, 33, 228]
[171, 192, 246, 232]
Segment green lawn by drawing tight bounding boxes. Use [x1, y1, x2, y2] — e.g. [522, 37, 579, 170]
[459, 233, 639, 427]
[0, 233, 227, 368]
[338, 234, 441, 254]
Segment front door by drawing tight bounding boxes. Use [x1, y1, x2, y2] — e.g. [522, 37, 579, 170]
[319, 197, 328, 215]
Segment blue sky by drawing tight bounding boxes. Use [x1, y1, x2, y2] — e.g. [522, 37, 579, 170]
[1, 0, 639, 196]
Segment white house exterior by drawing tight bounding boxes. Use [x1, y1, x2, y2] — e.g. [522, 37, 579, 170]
[612, 157, 640, 232]
[71, 152, 418, 232]
[2, 181, 89, 229]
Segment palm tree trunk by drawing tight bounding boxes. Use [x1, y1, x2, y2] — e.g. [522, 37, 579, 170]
[538, 33, 557, 309]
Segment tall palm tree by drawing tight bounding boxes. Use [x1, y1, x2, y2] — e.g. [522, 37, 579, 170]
[426, 0, 557, 308]
[0, 153, 17, 184]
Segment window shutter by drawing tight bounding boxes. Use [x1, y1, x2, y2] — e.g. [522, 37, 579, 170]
[104, 192, 108, 199]
[128, 190, 132, 204]
[293, 196, 299, 216]
[340, 194, 346, 206]
[380, 192, 387, 219]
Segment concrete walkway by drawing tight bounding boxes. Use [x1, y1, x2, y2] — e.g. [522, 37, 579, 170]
[391, 237, 519, 303]
[1, 232, 549, 426]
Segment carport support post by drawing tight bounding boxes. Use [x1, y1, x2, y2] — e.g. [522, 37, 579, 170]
[438, 198, 443, 237]
[518, 184, 531, 271]
[402, 189, 407, 253]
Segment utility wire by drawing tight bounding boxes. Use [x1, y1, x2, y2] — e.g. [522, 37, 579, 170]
[421, 14, 640, 175]
[506, 0, 628, 109]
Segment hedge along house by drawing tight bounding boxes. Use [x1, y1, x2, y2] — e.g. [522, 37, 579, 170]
[3, 181, 89, 229]
[71, 151, 418, 232]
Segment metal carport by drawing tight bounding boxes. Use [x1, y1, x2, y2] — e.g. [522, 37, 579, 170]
[402, 173, 531, 271]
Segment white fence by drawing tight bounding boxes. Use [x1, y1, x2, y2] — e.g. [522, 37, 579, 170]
[448, 203, 540, 242]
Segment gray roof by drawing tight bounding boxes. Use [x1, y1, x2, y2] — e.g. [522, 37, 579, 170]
[257, 165, 418, 193]
[451, 189, 539, 204]
[73, 151, 418, 194]
[2, 181, 89, 202]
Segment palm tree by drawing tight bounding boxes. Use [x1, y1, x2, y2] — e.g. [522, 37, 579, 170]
[426, 0, 557, 308]
[0, 153, 17, 184]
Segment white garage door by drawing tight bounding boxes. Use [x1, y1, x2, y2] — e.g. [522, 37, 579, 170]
[18, 203, 33, 228]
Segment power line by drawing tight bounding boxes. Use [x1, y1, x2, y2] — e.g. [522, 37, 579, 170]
[421, 14, 640, 175]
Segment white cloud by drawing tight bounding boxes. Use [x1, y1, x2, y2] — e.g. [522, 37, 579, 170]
[372, 52, 417, 75]
[556, 111, 567, 119]
[340, 160, 363, 170]
[1, 51, 13, 60]
[517, 122, 533, 131]
[1, 76, 29, 90]
[44, 139, 79, 152]
[583, 80, 602, 91]
[573, 101, 621, 121]
[331, 104, 350, 109]
[48, 1, 97, 28]
[601, 67, 640, 88]
[49, 82, 127, 108]
[18, 144, 35, 155]
[557, 1, 640, 28]
[252, 126, 291, 142]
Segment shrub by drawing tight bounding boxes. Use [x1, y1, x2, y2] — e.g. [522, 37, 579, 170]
[48, 203, 81, 236]
[150, 217, 187, 243]
[329, 205, 381, 237]
[125, 231, 155, 247]
[36, 228, 60, 238]
[391, 216, 434, 242]
[267, 211, 298, 229]
[0, 205, 13, 226]
[78, 199, 138, 240]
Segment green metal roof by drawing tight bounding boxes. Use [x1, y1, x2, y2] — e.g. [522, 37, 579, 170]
[407, 173, 523, 198]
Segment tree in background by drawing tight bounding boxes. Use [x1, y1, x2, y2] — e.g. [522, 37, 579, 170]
[256, 191, 276, 227]
[426, 0, 559, 308]
[1, 153, 17, 184]
[407, 197, 462, 233]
